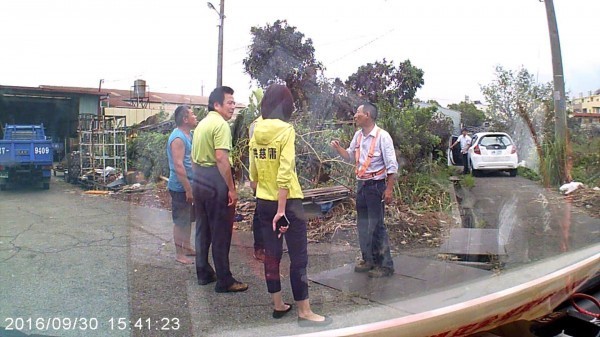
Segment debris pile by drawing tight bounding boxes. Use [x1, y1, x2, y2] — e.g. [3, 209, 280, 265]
[567, 186, 600, 218]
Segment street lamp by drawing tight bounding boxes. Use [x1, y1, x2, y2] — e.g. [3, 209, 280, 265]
[207, 1, 225, 87]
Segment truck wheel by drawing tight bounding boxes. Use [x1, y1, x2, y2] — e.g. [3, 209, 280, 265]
[43, 183, 50, 190]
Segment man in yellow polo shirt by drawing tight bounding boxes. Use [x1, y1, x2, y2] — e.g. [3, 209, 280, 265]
[192, 86, 248, 293]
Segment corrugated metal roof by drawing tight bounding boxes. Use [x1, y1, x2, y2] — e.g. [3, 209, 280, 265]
[0, 84, 104, 96]
[39, 85, 212, 108]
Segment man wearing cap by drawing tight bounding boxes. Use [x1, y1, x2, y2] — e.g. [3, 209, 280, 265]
[330, 102, 398, 278]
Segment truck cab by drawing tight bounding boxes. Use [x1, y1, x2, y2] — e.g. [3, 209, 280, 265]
[0, 124, 54, 190]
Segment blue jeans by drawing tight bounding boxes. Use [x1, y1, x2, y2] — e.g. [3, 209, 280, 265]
[356, 179, 394, 270]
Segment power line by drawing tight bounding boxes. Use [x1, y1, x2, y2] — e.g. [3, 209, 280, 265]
[327, 28, 396, 64]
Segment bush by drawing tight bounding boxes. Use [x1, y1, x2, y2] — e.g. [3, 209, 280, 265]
[128, 132, 169, 181]
[570, 136, 600, 186]
[396, 170, 451, 211]
[377, 100, 452, 172]
[518, 166, 541, 181]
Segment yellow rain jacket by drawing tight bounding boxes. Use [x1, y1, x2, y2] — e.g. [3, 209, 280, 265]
[249, 118, 303, 201]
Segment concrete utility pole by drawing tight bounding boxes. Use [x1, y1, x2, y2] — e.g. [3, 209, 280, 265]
[208, 1, 225, 87]
[541, 0, 570, 182]
[542, 0, 567, 142]
[217, 0, 224, 87]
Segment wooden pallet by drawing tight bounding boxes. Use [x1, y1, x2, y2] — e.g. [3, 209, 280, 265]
[302, 185, 352, 205]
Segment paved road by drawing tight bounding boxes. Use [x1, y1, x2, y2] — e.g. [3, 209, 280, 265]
[457, 172, 600, 266]
[1, 173, 598, 337]
[0, 176, 130, 337]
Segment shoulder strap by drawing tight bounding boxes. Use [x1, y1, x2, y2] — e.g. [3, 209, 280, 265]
[355, 129, 381, 177]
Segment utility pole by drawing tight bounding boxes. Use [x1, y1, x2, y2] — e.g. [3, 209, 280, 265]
[217, 0, 224, 87]
[207, 1, 224, 87]
[542, 0, 570, 182]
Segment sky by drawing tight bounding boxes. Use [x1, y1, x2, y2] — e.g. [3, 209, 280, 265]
[1, 0, 599, 107]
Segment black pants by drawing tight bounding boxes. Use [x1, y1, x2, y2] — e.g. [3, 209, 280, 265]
[462, 153, 469, 174]
[193, 166, 235, 289]
[252, 200, 264, 250]
[257, 198, 309, 301]
[356, 179, 394, 269]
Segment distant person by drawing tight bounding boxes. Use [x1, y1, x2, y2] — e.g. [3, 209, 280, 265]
[167, 105, 197, 264]
[191, 86, 248, 293]
[250, 84, 331, 327]
[450, 128, 472, 174]
[330, 102, 398, 278]
[249, 115, 265, 262]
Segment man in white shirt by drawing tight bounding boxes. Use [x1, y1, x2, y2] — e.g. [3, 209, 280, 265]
[450, 128, 472, 174]
[330, 103, 398, 278]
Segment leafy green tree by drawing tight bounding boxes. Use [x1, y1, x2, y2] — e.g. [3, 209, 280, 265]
[447, 101, 486, 127]
[377, 101, 450, 172]
[346, 59, 424, 107]
[243, 20, 322, 113]
[481, 65, 563, 184]
[426, 99, 441, 107]
[481, 65, 552, 136]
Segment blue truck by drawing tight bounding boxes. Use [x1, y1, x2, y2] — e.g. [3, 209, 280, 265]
[0, 124, 54, 190]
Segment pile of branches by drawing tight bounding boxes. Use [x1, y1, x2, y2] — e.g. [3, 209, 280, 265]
[305, 200, 449, 248]
[568, 187, 600, 218]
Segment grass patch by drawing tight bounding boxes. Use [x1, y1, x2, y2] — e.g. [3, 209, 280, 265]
[518, 166, 540, 181]
[462, 174, 475, 189]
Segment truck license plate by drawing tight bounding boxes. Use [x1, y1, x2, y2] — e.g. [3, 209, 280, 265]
[17, 149, 29, 155]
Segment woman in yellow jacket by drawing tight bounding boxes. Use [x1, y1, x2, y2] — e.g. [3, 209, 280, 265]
[249, 84, 331, 327]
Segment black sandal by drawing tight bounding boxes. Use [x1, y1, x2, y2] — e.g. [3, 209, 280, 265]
[272, 303, 293, 319]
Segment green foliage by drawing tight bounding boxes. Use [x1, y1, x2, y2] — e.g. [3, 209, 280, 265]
[447, 101, 486, 127]
[346, 59, 424, 107]
[481, 65, 553, 134]
[461, 174, 475, 189]
[243, 20, 322, 112]
[231, 89, 263, 180]
[540, 138, 568, 187]
[518, 166, 541, 181]
[570, 136, 600, 186]
[481, 65, 570, 182]
[292, 114, 354, 189]
[193, 106, 208, 121]
[128, 132, 169, 181]
[396, 171, 451, 211]
[377, 101, 450, 172]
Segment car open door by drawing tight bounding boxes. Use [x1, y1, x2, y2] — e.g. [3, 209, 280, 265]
[448, 135, 463, 166]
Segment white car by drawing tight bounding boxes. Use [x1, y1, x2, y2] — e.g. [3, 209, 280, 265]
[467, 132, 518, 177]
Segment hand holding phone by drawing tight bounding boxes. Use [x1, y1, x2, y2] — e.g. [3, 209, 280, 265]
[274, 214, 290, 238]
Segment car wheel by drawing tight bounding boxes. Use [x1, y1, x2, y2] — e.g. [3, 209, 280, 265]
[509, 169, 517, 177]
[0, 184, 6, 191]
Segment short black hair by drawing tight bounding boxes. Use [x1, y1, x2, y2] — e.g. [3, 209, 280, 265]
[174, 105, 191, 126]
[261, 84, 294, 121]
[362, 102, 378, 120]
[208, 86, 234, 111]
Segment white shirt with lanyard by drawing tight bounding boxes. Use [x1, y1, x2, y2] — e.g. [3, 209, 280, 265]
[346, 125, 399, 181]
